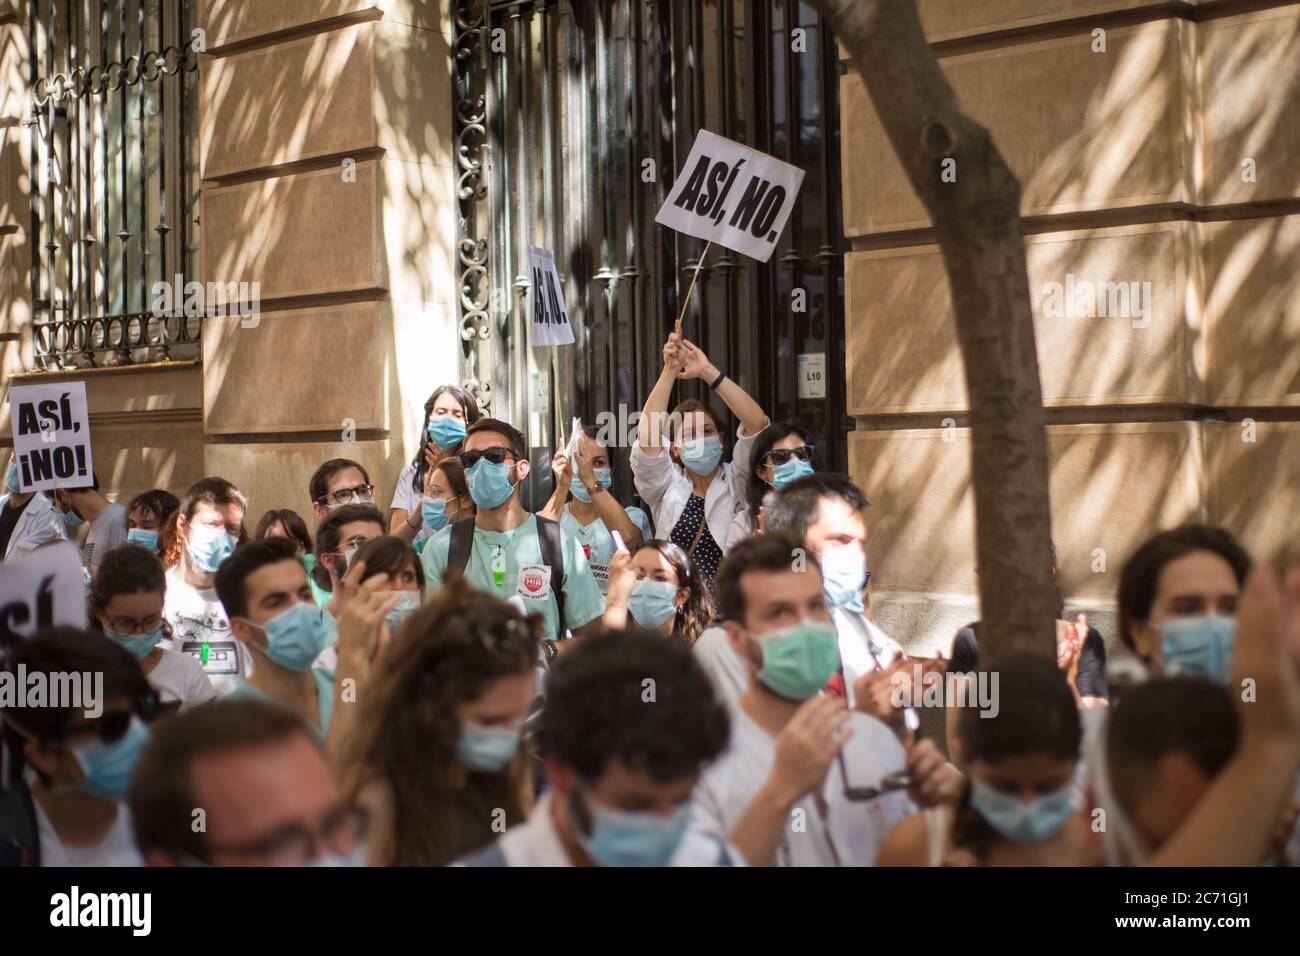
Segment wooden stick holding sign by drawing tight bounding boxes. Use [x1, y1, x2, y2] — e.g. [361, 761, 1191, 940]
[674, 240, 712, 338]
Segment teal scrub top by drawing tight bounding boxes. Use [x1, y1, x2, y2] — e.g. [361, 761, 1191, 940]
[228, 668, 335, 741]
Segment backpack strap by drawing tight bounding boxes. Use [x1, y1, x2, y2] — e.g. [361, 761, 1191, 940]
[445, 516, 477, 583]
[0, 781, 41, 867]
[534, 516, 566, 633]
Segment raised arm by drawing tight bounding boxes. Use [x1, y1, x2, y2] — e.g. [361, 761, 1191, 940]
[574, 438, 642, 548]
[538, 449, 571, 524]
[636, 334, 685, 457]
[675, 339, 769, 438]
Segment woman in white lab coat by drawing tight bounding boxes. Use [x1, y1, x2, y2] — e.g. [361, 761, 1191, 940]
[1, 458, 68, 561]
[630, 333, 768, 586]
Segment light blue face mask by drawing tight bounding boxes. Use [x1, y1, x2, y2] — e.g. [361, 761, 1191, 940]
[629, 579, 679, 629]
[307, 844, 369, 868]
[107, 625, 165, 662]
[427, 415, 468, 450]
[820, 545, 868, 614]
[677, 436, 723, 476]
[1160, 615, 1236, 683]
[465, 457, 516, 510]
[4, 462, 20, 493]
[772, 457, 814, 488]
[421, 495, 452, 533]
[570, 467, 613, 504]
[127, 528, 159, 552]
[970, 778, 1075, 844]
[250, 601, 331, 671]
[384, 591, 422, 634]
[71, 716, 151, 802]
[187, 524, 236, 573]
[59, 498, 85, 528]
[456, 722, 522, 772]
[755, 619, 841, 701]
[578, 797, 691, 867]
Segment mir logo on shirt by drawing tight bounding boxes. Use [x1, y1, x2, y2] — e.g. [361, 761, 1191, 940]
[50, 886, 152, 936]
[523, 572, 546, 594]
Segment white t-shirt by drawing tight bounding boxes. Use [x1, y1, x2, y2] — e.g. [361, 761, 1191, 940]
[389, 462, 433, 543]
[558, 504, 653, 594]
[162, 566, 247, 697]
[690, 703, 913, 867]
[83, 501, 128, 570]
[694, 625, 749, 705]
[148, 647, 218, 710]
[34, 799, 143, 867]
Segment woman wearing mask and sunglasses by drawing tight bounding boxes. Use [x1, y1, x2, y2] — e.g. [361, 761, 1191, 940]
[744, 422, 817, 534]
[340, 579, 541, 866]
[90, 545, 217, 713]
[603, 539, 713, 647]
[632, 333, 769, 587]
[0, 629, 158, 866]
[390, 385, 481, 545]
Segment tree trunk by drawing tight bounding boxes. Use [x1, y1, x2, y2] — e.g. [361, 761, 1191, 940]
[807, 0, 1057, 661]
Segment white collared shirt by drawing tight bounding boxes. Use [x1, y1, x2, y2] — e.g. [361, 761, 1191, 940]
[0, 491, 67, 560]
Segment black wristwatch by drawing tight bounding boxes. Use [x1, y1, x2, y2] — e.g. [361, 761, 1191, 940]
[543, 640, 559, 664]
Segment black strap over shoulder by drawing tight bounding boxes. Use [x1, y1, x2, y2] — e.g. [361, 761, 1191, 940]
[0, 782, 40, 867]
[535, 516, 566, 631]
[445, 516, 478, 582]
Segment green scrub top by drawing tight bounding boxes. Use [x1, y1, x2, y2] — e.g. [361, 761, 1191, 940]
[228, 668, 335, 741]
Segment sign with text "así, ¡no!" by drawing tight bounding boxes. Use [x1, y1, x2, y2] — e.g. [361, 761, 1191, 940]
[7, 381, 94, 493]
[0, 541, 87, 648]
[655, 130, 806, 263]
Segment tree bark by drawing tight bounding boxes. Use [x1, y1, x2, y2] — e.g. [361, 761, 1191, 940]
[807, 0, 1057, 661]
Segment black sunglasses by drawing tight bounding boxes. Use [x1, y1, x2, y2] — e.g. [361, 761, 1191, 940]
[765, 445, 815, 466]
[459, 447, 516, 469]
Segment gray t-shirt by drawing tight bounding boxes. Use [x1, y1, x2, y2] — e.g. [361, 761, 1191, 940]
[84, 501, 128, 570]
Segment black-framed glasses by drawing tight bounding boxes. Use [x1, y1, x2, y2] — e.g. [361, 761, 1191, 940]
[458, 447, 516, 470]
[105, 613, 164, 634]
[765, 445, 815, 466]
[201, 804, 370, 866]
[318, 484, 375, 507]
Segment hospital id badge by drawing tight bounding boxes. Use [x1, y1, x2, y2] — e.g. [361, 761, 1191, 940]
[516, 563, 553, 602]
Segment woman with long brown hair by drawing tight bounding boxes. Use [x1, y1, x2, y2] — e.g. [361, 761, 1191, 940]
[604, 539, 712, 646]
[389, 384, 481, 545]
[340, 579, 541, 866]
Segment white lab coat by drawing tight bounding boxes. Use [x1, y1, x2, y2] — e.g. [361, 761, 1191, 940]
[0, 491, 68, 560]
[630, 425, 759, 554]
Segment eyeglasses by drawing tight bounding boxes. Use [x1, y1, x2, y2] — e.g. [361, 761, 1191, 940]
[318, 484, 375, 507]
[458, 447, 516, 469]
[201, 804, 370, 866]
[765, 445, 815, 466]
[105, 614, 163, 634]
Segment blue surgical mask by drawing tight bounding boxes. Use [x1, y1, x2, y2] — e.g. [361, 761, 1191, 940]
[820, 545, 868, 614]
[427, 415, 468, 450]
[421, 495, 451, 533]
[307, 845, 369, 868]
[107, 625, 165, 662]
[465, 458, 516, 510]
[4, 462, 19, 493]
[578, 797, 691, 867]
[772, 457, 814, 488]
[250, 601, 331, 671]
[754, 619, 841, 700]
[970, 779, 1075, 844]
[629, 579, 679, 629]
[61, 502, 85, 528]
[71, 716, 150, 802]
[570, 467, 613, 504]
[456, 722, 522, 772]
[384, 591, 422, 634]
[127, 528, 159, 552]
[1160, 615, 1235, 683]
[678, 436, 723, 476]
[187, 524, 236, 573]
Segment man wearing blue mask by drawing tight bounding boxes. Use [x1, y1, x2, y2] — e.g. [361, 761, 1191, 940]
[690, 533, 946, 867]
[0, 453, 67, 561]
[0, 628, 155, 866]
[162, 477, 249, 696]
[458, 628, 736, 866]
[216, 538, 388, 745]
[130, 698, 367, 867]
[420, 418, 606, 648]
[52, 472, 128, 578]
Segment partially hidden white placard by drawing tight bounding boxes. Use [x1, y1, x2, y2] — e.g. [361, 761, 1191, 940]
[528, 246, 575, 346]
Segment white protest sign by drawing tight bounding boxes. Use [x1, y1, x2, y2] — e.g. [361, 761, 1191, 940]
[8, 381, 94, 493]
[0, 542, 87, 647]
[528, 246, 575, 346]
[655, 130, 806, 263]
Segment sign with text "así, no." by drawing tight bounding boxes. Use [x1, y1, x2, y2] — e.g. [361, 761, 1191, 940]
[528, 246, 575, 346]
[8, 381, 94, 493]
[655, 130, 806, 263]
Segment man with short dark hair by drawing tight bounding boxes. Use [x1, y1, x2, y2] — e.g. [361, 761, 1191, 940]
[420, 417, 605, 646]
[129, 697, 366, 866]
[458, 627, 735, 866]
[51, 471, 128, 577]
[308, 458, 375, 518]
[689, 534, 941, 867]
[162, 477, 250, 695]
